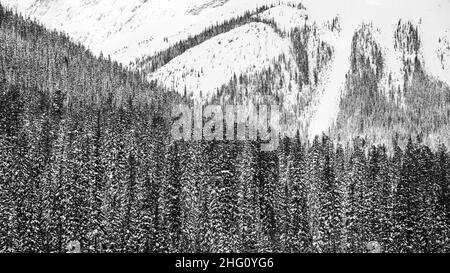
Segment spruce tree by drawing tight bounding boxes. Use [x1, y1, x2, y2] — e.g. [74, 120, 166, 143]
[236, 141, 263, 253]
[346, 138, 368, 253]
[287, 135, 311, 253]
[394, 138, 419, 253]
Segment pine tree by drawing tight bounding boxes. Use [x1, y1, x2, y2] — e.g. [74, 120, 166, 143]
[179, 141, 204, 252]
[236, 141, 263, 253]
[394, 138, 419, 253]
[416, 143, 446, 253]
[287, 135, 310, 253]
[434, 144, 450, 252]
[208, 140, 238, 253]
[12, 130, 42, 252]
[275, 137, 291, 252]
[376, 146, 394, 252]
[205, 140, 226, 252]
[334, 144, 348, 253]
[366, 146, 381, 244]
[63, 120, 90, 252]
[321, 135, 341, 253]
[198, 140, 214, 252]
[346, 138, 368, 253]
[160, 142, 182, 252]
[305, 136, 328, 252]
[121, 129, 140, 253]
[0, 135, 13, 252]
[135, 121, 158, 253]
[85, 110, 106, 253]
[257, 145, 279, 252]
[137, 115, 167, 253]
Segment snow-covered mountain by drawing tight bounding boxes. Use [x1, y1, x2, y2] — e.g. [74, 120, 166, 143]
[1, 0, 284, 64]
[2, 0, 450, 141]
[149, 22, 299, 102]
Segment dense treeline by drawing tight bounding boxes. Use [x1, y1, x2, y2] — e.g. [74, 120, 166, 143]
[2, 114, 450, 253]
[0, 3, 170, 253]
[0, 5, 158, 108]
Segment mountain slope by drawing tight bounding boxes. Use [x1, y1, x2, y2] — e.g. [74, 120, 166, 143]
[1, 0, 288, 64]
[145, 4, 339, 138]
[3, 0, 450, 144]
[149, 22, 298, 102]
[334, 22, 450, 147]
[3, 0, 449, 87]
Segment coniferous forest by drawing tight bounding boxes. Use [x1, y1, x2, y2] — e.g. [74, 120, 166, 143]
[1, 4, 450, 253]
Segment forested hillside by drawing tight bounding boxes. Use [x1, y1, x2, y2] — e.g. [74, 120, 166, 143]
[142, 3, 337, 139]
[1, 3, 450, 253]
[0, 4, 173, 252]
[135, 4, 277, 73]
[334, 22, 450, 148]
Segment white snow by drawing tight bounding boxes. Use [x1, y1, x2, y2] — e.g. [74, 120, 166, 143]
[148, 4, 343, 139]
[308, 25, 351, 138]
[0, 0, 293, 64]
[2, 0, 450, 137]
[256, 4, 309, 32]
[425, 28, 450, 85]
[149, 22, 297, 102]
[304, 0, 450, 137]
[437, 31, 450, 72]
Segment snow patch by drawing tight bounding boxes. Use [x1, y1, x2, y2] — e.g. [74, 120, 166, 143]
[308, 22, 352, 138]
[423, 28, 450, 86]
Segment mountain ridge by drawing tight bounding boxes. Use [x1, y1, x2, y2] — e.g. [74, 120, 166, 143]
[2, 0, 450, 146]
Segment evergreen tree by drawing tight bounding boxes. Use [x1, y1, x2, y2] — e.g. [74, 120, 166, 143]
[257, 146, 279, 252]
[160, 142, 182, 252]
[236, 141, 263, 253]
[179, 141, 204, 252]
[394, 138, 420, 253]
[346, 138, 368, 253]
[287, 135, 311, 253]
[434, 144, 450, 252]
